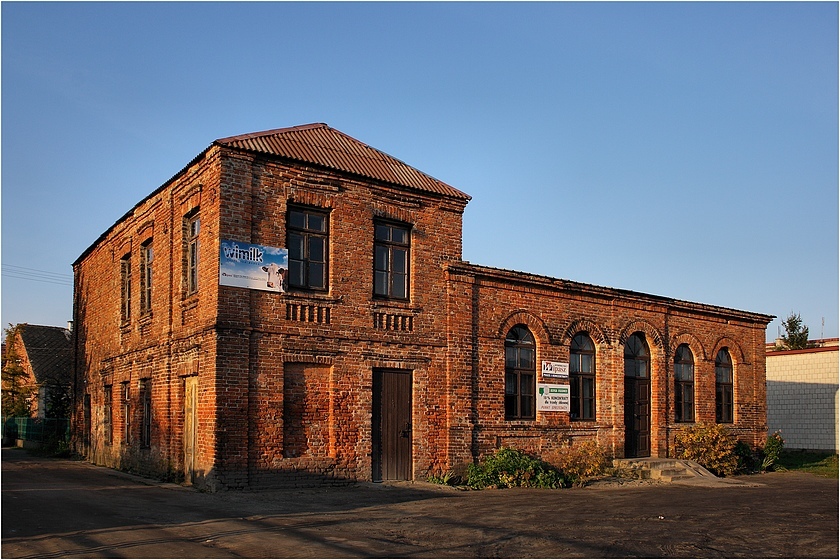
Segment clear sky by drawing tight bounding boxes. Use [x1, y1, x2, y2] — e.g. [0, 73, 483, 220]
[2, 2, 837, 342]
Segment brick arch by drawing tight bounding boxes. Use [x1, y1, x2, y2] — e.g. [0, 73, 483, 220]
[288, 191, 335, 209]
[670, 332, 707, 361]
[372, 203, 416, 225]
[711, 336, 747, 365]
[498, 310, 551, 346]
[618, 319, 664, 349]
[560, 318, 610, 347]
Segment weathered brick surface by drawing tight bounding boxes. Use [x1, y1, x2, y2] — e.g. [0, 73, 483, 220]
[73, 135, 772, 490]
[444, 263, 770, 471]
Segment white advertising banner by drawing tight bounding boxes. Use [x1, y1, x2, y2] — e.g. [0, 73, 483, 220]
[541, 361, 569, 378]
[537, 383, 570, 412]
[220, 240, 289, 293]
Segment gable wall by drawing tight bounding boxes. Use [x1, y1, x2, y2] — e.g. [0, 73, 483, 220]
[210, 149, 467, 487]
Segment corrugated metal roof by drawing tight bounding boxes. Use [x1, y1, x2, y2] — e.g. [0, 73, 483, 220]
[214, 123, 471, 201]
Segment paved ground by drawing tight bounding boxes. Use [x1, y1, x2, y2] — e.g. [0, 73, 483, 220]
[2, 448, 837, 558]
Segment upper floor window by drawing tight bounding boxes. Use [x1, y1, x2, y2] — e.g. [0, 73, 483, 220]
[570, 333, 596, 421]
[715, 348, 733, 423]
[504, 325, 536, 420]
[674, 344, 695, 422]
[288, 206, 329, 291]
[140, 239, 153, 314]
[374, 222, 410, 300]
[184, 211, 200, 295]
[120, 253, 131, 322]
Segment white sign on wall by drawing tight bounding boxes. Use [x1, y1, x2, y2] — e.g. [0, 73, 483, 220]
[537, 383, 570, 412]
[541, 361, 569, 378]
[219, 240, 289, 293]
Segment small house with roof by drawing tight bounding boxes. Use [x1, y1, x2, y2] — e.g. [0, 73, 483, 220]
[6, 324, 73, 418]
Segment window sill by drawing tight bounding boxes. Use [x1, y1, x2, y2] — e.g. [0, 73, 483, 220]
[370, 300, 422, 313]
[284, 291, 342, 304]
[180, 294, 199, 309]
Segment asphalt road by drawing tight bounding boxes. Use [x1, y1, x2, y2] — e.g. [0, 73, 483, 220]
[2, 447, 838, 558]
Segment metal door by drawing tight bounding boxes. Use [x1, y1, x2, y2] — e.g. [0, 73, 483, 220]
[372, 369, 412, 481]
[184, 377, 198, 484]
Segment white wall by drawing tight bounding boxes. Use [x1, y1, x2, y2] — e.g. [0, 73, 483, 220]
[766, 346, 839, 452]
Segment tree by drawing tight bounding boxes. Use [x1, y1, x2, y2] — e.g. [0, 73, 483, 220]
[780, 312, 810, 350]
[2, 324, 35, 417]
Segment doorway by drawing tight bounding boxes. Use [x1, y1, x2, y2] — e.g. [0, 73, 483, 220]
[184, 376, 197, 484]
[372, 369, 412, 481]
[624, 333, 651, 458]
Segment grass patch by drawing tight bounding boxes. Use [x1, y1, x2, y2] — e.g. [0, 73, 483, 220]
[775, 450, 838, 478]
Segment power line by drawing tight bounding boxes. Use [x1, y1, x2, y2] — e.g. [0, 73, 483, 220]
[2, 264, 73, 280]
[1, 265, 74, 287]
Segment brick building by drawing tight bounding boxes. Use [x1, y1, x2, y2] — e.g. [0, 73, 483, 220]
[73, 123, 773, 490]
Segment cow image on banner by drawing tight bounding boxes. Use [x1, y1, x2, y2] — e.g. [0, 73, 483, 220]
[220, 240, 289, 293]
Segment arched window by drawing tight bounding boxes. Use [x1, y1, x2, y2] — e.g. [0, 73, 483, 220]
[674, 344, 694, 422]
[624, 333, 649, 378]
[505, 325, 536, 420]
[715, 348, 733, 423]
[570, 333, 595, 421]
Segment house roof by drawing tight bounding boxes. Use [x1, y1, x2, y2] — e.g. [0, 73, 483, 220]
[447, 261, 775, 326]
[75, 123, 471, 266]
[214, 124, 471, 201]
[17, 325, 72, 386]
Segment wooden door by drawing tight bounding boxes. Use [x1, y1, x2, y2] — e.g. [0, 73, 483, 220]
[184, 377, 198, 484]
[624, 377, 651, 458]
[372, 369, 412, 481]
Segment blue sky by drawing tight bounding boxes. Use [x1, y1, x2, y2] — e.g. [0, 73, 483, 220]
[2, 2, 837, 342]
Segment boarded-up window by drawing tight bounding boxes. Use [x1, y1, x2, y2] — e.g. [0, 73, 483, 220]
[283, 363, 331, 458]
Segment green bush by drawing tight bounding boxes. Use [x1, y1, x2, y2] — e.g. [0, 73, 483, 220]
[674, 423, 739, 476]
[467, 447, 566, 489]
[761, 431, 785, 472]
[734, 440, 758, 474]
[545, 440, 611, 487]
[427, 470, 458, 485]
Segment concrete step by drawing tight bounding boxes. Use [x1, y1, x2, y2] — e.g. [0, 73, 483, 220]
[613, 458, 717, 483]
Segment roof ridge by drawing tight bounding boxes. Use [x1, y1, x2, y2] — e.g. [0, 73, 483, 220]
[214, 123, 328, 144]
[213, 123, 471, 201]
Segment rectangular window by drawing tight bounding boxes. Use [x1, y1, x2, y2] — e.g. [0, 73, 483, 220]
[140, 239, 153, 313]
[121, 381, 130, 445]
[716, 384, 733, 423]
[675, 381, 695, 422]
[570, 343, 596, 421]
[288, 206, 329, 291]
[715, 361, 733, 424]
[83, 394, 91, 447]
[184, 212, 200, 295]
[103, 385, 113, 445]
[140, 379, 151, 448]
[374, 222, 410, 300]
[120, 254, 131, 322]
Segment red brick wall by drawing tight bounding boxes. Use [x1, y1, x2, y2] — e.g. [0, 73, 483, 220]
[213, 149, 467, 487]
[74, 141, 770, 490]
[444, 262, 769, 471]
[73, 147, 223, 485]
